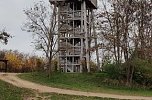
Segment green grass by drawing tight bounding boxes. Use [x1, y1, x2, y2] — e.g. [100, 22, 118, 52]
[0, 79, 115, 100]
[19, 72, 152, 97]
[40, 93, 116, 100]
[0, 80, 33, 100]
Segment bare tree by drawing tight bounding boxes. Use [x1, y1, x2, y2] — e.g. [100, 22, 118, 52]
[0, 29, 10, 44]
[97, 0, 152, 85]
[23, 1, 58, 77]
[134, 0, 152, 60]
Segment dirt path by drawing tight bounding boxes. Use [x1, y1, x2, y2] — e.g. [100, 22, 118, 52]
[0, 73, 152, 100]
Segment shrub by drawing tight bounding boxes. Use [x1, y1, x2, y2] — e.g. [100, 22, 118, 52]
[131, 58, 152, 87]
[103, 63, 124, 80]
[103, 58, 152, 88]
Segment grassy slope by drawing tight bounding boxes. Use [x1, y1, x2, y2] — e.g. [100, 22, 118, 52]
[19, 72, 152, 97]
[0, 79, 114, 100]
[0, 80, 33, 100]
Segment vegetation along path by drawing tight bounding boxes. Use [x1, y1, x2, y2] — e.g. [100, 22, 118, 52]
[0, 73, 152, 100]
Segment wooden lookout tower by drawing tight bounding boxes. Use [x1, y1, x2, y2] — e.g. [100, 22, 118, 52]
[50, 0, 97, 72]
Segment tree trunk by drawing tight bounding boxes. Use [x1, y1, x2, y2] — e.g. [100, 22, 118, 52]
[91, 10, 100, 71]
[115, 12, 121, 64]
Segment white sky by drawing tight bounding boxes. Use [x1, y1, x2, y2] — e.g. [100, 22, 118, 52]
[0, 0, 45, 56]
[0, 0, 102, 57]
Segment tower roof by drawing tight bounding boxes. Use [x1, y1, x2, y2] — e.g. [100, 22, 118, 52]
[88, 0, 97, 9]
[50, 0, 97, 9]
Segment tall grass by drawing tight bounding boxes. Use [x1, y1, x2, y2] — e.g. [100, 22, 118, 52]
[19, 72, 152, 96]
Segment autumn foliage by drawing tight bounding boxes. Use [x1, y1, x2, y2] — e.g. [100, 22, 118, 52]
[0, 50, 44, 72]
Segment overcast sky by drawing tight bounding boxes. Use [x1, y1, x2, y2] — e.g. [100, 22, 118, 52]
[0, 0, 103, 56]
[0, 0, 46, 56]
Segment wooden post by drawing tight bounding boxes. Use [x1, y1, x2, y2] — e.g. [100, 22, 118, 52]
[80, 1, 84, 73]
[5, 60, 8, 72]
[83, 1, 90, 72]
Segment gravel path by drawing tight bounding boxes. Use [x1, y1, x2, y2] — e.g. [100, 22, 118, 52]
[0, 73, 152, 100]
